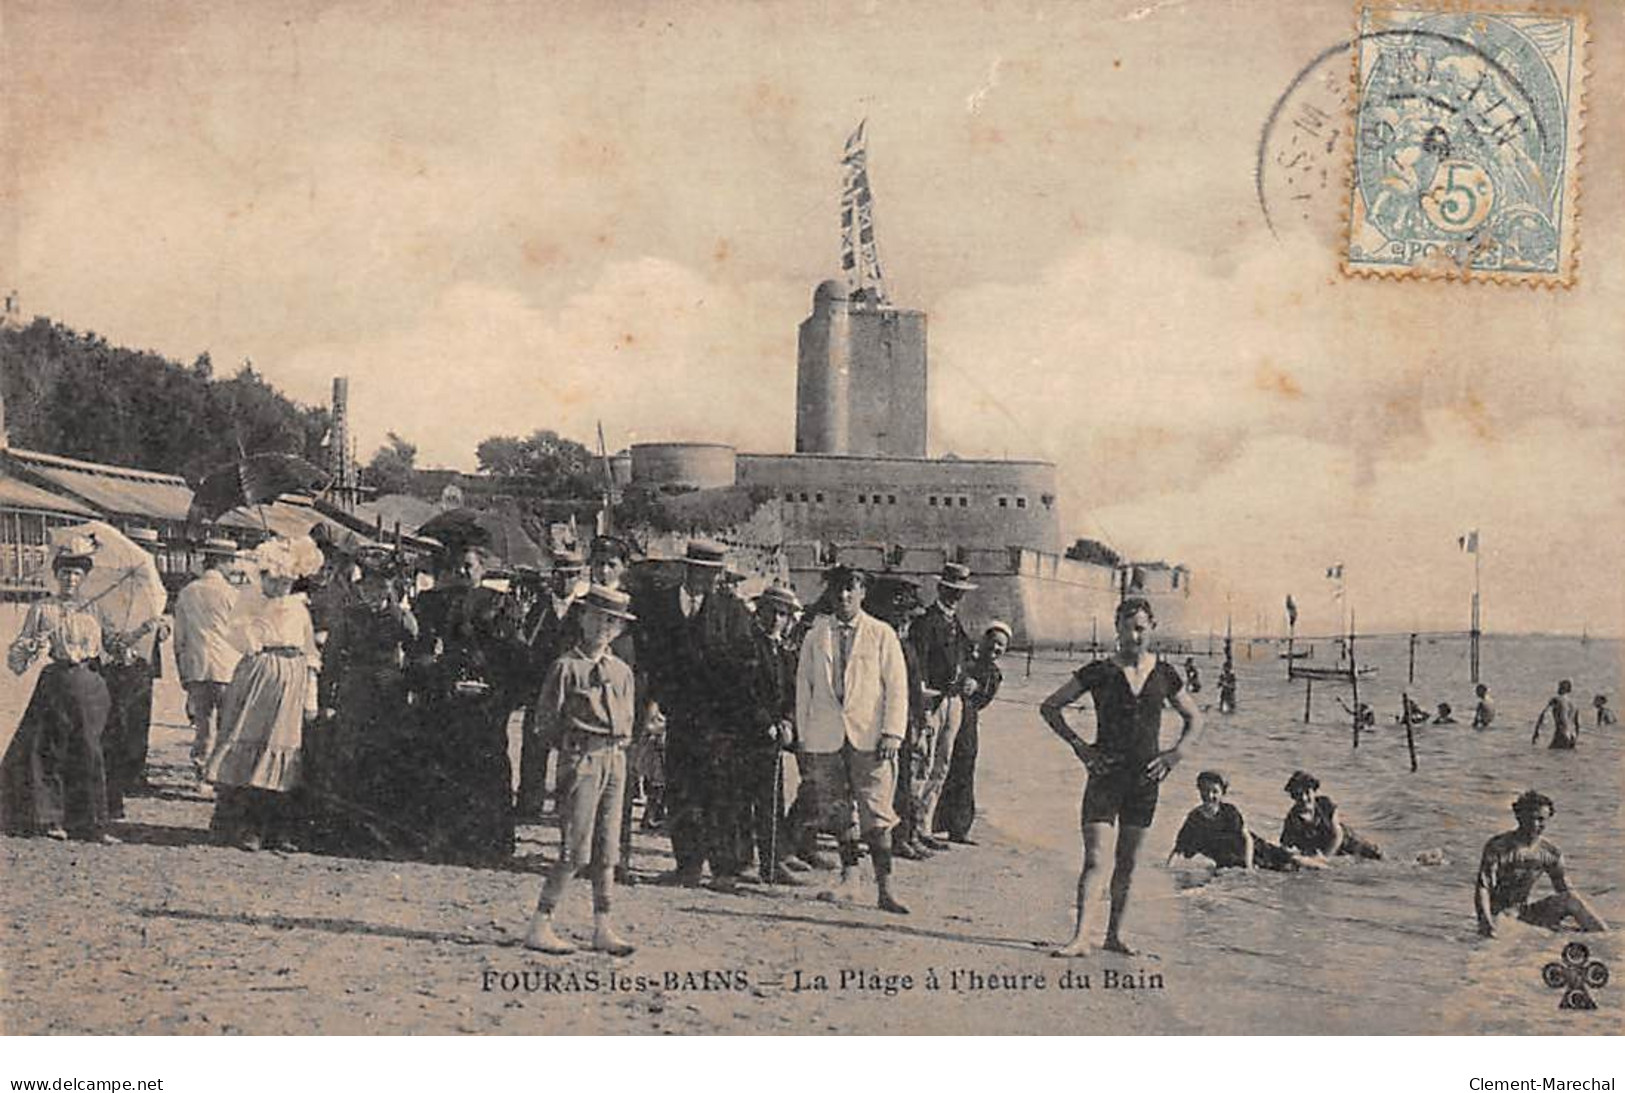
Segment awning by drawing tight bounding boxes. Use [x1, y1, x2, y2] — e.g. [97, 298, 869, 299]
[4, 449, 193, 524]
[0, 474, 98, 518]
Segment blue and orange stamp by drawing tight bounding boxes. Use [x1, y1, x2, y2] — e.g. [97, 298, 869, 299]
[1345, 6, 1587, 285]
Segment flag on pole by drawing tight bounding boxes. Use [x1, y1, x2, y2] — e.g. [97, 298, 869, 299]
[842, 119, 867, 164]
[1325, 564, 1343, 579]
[1285, 595, 1298, 627]
[1457, 530, 1479, 553]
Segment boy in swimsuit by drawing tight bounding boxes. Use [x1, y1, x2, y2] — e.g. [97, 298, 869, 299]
[1471, 684, 1495, 730]
[1532, 680, 1581, 749]
[1475, 790, 1608, 938]
[1040, 596, 1203, 957]
[1167, 771, 1323, 872]
[1592, 695, 1616, 728]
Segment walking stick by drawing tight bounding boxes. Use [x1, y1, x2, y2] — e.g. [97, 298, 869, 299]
[768, 747, 783, 886]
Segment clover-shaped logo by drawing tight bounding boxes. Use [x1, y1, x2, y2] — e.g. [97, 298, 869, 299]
[1542, 942, 1608, 1010]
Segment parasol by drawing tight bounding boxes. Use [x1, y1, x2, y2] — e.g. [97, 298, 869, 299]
[48, 521, 168, 637]
[416, 508, 545, 570]
[189, 452, 331, 523]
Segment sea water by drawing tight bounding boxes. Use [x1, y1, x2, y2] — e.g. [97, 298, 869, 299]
[977, 634, 1623, 1034]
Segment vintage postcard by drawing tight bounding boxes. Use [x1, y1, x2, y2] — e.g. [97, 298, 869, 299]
[1, 0, 1620, 1041]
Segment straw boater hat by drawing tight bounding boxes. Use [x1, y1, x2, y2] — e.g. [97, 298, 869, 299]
[683, 539, 728, 568]
[937, 562, 977, 592]
[578, 584, 636, 621]
[754, 584, 802, 614]
[201, 537, 239, 557]
[127, 527, 161, 547]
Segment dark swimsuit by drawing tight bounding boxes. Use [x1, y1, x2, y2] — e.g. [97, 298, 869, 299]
[1072, 658, 1182, 828]
[1173, 803, 1296, 871]
[1280, 795, 1382, 859]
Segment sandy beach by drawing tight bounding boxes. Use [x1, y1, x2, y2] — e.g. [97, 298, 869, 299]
[3, 624, 1619, 1035]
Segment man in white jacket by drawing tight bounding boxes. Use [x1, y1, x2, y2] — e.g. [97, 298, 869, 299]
[795, 566, 911, 914]
[172, 540, 242, 773]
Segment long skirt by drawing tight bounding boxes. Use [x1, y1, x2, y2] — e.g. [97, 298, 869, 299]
[205, 651, 307, 842]
[0, 662, 111, 836]
[416, 692, 515, 865]
[102, 660, 155, 817]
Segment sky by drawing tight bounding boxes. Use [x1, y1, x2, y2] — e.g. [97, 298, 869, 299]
[3, 0, 1622, 636]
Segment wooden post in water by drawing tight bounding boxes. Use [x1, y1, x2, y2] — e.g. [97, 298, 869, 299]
[1402, 691, 1419, 772]
[1408, 632, 1417, 684]
[1349, 614, 1363, 749]
[1303, 677, 1313, 723]
[1286, 618, 1295, 679]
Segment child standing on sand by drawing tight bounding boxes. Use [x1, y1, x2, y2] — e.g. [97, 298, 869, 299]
[524, 587, 640, 956]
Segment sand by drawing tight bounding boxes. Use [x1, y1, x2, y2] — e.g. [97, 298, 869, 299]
[0, 643, 1182, 1036]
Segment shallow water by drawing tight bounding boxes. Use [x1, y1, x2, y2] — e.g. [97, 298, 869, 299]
[976, 634, 1623, 1034]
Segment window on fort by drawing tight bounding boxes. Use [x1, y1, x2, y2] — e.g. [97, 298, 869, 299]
[800, 492, 809, 503]
[888, 495, 896, 505]
[998, 497, 1008, 508]
[1016, 497, 1027, 509]
[928, 496, 937, 507]
[815, 493, 825, 503]
[784, 492, 794, 502]
[857, 494, 867, 504]
[958, 496, 968, 508]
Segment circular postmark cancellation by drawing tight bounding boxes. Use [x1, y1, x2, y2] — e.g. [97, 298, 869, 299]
[1258, 6, 1587, 286]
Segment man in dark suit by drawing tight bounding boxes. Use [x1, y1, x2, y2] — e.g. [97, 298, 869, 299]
[633, 539, 755, 888]
[909, 562, 976, 848]
[737, 584, 802, 885]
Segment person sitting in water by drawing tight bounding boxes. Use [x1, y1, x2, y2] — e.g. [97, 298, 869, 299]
[1592, 694, 1616, 728]
[1167, 771, 1323, 872]
[1396, 696, 1429, 725]
[1532, 680, 1581, 749]
[1475, 790, 1608, 938]
[1216, 662, 1237, 714]
[1433, 702, 1456, 725]
[1471, 684, 1495, 730]
[1280, 770, 1382, 860]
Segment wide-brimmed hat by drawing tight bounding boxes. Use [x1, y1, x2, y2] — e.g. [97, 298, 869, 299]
[52, 536, 97, 572]
[984, 619, 1013, 642]
[754, 584, 802, 614]
[683, 539, 728, 568]
[127, 526, 161, 546]
[579, 583, 637, 622]
[589, 535, 630, 564]
[936, 562, 977, 591]
[201, 537, 239, 556]
[821, 563, 868, 589]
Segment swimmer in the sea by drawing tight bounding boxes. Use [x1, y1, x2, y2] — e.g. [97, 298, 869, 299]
[1532, 680, 1581, 749]
[1471, 684, 1495, 730]
[1280, 770, 1382, 861]
[1475, 790, 1608, 938]
[1167, 771, 1323, 872]
[1593, 694, 1616, 729]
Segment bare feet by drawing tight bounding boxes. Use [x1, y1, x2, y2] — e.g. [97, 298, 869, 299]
[1050, 936, 1092, 958]
[523, 918, 575, 955]
[1102, 935, 1139, 955]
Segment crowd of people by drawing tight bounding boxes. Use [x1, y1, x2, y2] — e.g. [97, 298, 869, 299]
[0, 529, 1611, 957]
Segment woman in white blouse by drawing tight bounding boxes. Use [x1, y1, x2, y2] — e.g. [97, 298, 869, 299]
[0, 539, 116, 842]
[203, 536, 322, 852]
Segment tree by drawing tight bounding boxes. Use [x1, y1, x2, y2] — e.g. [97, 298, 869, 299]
[474, 428, 602, 499]
[366, 432, 418, 495]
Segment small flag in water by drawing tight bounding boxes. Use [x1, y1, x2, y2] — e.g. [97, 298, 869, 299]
[1325, 564, 1344, 580]
[1458, 530, 1479, 553]
[1285, 595, 1298, 626]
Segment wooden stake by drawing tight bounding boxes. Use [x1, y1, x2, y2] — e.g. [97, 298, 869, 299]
[1403, 690, 1419, 772]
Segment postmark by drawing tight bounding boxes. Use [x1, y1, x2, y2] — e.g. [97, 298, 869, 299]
[1343, 5, 1588, 285]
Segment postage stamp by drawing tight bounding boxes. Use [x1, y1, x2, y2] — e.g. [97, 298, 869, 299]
[1343, 5, 1588, 285]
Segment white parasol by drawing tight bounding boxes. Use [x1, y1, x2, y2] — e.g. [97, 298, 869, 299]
[48, 521, 168, 638]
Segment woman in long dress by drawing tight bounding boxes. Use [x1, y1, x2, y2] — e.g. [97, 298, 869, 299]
[204, 536, 323, 852]
[0, 539, 116, 842]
